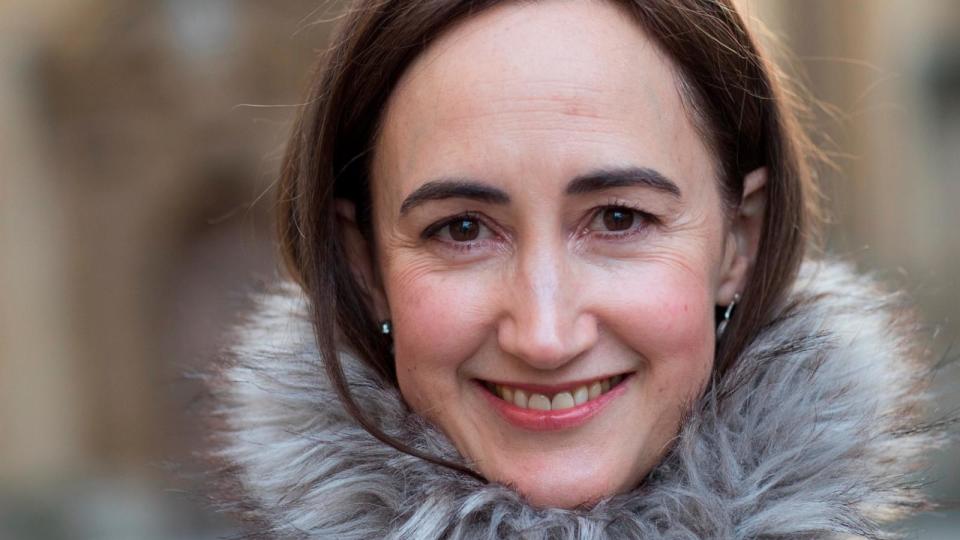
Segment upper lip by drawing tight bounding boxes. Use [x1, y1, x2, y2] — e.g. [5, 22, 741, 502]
[475, 372, 630, 394]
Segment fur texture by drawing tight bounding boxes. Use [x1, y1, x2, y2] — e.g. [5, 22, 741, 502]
[204, 260, 945, 539]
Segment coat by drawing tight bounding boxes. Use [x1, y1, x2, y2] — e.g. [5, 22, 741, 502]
[203, 260, 946, 539]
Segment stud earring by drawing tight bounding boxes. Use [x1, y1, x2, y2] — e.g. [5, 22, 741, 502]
[716, 293, 740, 338]
[379, 320, 392, 336]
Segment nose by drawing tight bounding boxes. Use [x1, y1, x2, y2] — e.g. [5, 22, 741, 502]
[496, 244, 599, 370]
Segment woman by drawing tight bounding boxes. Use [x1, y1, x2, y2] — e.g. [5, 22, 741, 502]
[205, 0, 943, 537]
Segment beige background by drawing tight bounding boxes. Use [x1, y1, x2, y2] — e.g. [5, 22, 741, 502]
[1, 1, 957, 538]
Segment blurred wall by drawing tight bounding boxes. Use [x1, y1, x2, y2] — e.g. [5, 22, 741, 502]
[746, 1, 960, 325]
[1, 1, 957, 538]
[749, 6, 960, 532]
[1, 1, 332, 537]
[744, 0, 960, 501]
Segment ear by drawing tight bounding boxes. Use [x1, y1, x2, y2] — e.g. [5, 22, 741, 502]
[716, 167, 767, 305]
[335, 199, 391, 322]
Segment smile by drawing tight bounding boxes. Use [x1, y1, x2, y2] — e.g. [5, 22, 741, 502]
[475, 373, 632, 431]
[483, 374, 626, 410]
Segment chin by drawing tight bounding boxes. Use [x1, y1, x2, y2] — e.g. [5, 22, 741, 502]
[519, 482, 613, 509]
[484, 453, 639, 509]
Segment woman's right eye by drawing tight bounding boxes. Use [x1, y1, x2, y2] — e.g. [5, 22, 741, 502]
[425, 214, 494, 244]
[447, 217, 481, 241]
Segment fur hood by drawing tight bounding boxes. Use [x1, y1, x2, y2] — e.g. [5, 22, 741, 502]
[205, 260, 945, 539]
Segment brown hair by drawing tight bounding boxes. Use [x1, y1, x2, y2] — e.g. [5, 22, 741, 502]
[276, 0, 818, 479]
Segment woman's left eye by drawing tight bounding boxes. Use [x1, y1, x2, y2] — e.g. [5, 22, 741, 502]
[587, 206, 650, 235]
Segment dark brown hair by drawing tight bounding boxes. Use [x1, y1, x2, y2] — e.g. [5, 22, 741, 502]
[276, 0, 818, 479]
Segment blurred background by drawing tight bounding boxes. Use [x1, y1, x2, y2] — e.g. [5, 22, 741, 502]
[0, 1, 957, 538]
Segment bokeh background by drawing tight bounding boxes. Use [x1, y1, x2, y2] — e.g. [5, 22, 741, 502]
[0, 1, 957, 538]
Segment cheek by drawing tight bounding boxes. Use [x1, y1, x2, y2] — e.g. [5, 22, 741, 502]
[599, 262, 715, 392]
[386, 267, 497, 410]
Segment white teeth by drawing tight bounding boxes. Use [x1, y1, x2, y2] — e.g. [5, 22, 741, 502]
[513, 389, 528, 408]
[551, 392, 575, 410]
[588, 381, 602, 400]
[491, 374, 627, 410]
[573, 386, 589, 406]
[528, 394, 551, 411]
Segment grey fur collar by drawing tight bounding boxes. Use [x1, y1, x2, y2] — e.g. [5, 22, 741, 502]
[206, 260, 944, 539]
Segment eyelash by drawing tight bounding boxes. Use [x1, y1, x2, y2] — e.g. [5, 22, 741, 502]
[420, 212, 490, 240]
[421, 202, 659, 251]
[588, 199, 659, 239]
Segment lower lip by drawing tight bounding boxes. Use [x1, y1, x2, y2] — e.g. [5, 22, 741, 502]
[476, 376, 630, 432]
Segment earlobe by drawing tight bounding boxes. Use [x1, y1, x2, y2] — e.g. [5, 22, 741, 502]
[335, 199, 390, 321]
[717, 167, 767, 304]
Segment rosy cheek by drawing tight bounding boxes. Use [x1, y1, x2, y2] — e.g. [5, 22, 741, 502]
[388, 270, 495, 392]
[645, 293, 714, 400]
[601, 266, 713, 367]
[649, 296, 711, 348]
[395, 278, 475, 341]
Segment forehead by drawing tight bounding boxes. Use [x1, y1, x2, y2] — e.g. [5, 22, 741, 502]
[373, 0, 715, 202]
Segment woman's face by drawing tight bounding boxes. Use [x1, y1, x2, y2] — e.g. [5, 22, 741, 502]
[351, 0, 760, 508]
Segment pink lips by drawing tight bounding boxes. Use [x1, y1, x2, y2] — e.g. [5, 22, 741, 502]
[476, 375, 630, 432]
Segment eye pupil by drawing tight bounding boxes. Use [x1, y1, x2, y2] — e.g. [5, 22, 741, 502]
[449, 218, 480, 241]
[602, 208, 634, 231]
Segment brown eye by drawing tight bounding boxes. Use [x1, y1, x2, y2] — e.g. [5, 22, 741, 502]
[448, 217, 480, 241]
[601, 208, 635, 231]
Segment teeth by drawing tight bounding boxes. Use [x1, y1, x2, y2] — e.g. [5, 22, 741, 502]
[491, 374, 627, 411]
[551, 392, 575, 410]
[588, 382, 602, 400]
[573, 386, 589, 406]
[513, 389, 528, 408]
[528, 394, 551, 411]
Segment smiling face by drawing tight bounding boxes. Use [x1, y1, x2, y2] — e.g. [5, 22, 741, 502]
[343, 0, 762, 508]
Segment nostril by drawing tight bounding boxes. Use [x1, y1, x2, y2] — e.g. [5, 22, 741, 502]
[499, 322, 570, 368]
[522, 340, 568, 365]
[497, 311, 599, 369]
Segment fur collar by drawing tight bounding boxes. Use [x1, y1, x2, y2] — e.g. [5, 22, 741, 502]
[205, 260, 943, 539]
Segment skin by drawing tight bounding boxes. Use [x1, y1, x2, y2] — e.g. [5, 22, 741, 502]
[338, 0, 766, 508]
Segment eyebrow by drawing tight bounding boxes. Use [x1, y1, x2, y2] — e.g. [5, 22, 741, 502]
[399, 179, 510, 215]
[398, 166, 681, 215]
[565, 166, 682, 198]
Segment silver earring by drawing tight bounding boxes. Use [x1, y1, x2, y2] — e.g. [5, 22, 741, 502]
[716, 293, 740, 338]
[379, 320, 392, 336]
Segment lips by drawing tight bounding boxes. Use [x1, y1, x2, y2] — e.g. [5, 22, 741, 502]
[475, 373, 631, 431]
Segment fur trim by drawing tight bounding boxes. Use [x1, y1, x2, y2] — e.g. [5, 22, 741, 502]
[204, 260, 944, 539]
